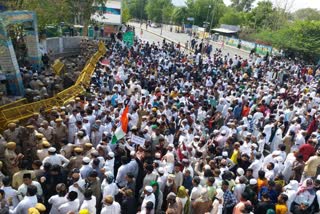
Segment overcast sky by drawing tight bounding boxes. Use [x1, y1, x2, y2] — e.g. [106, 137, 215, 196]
[172, 0, 320, 11]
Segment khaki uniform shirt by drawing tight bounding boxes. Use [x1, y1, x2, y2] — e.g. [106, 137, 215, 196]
[68, 155, 84, 170]
[54, 124, 68, 143]
[39, 126, 54, 142]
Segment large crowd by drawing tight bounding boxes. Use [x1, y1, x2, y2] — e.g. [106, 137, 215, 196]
[0, 35, 320, 214]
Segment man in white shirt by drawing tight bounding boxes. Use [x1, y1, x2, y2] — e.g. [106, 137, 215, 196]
[264, 162, 275, 180]
[10, 185, 38, 214]
[116, 156, 130, 188]
[248, 153, 263, 178]
[1, 176, 19, 208]
[102, 172, 119, 199]
[68, 169, 86, 203]
[17, 173, 42, 201]
[190, 176, 202, 202]
[141, 186, 155, 214]
[80, 157, 93, 179]
[103, 152, 115, 175]
[101, 195, 121, 214]
[233, 176, 246, 202]
[58, 191, 80, 214]
[126, 151, 139, 178]
[80, 189, 97, 214]
[42, 147, 70, 168]
[48, 183, 69, 214]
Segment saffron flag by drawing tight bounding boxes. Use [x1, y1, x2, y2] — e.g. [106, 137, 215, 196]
[111, 105, 129, 144]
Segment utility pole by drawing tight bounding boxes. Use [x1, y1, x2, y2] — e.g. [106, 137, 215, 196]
[209, 5, 215, 38]
[139, 0, 143, 27]
[160, 12, 163, 35]
[206, 5, 211, 23]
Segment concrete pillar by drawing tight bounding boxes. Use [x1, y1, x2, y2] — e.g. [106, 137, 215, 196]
[0, 21, 24, 96]
[24, 13, 41, 71]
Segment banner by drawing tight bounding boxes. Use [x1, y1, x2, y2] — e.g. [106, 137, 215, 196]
[123, 31, 134, 47]
[131, 134, 145, 145]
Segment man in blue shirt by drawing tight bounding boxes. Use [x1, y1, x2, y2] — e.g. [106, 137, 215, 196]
[258, 180, 278, 204]
[222, 180, 237, 214]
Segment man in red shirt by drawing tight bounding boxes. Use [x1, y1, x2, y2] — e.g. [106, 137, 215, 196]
[299, 139, 316, 162]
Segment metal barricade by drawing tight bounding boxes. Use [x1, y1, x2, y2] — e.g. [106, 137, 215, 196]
[0, 42, 106, 131]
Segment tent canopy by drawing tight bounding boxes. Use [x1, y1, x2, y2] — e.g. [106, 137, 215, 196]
[211, 24, 240, 34]
[211, 28, 238, 34]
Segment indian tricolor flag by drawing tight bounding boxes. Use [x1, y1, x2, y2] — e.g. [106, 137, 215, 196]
[111, 105, 129, 144]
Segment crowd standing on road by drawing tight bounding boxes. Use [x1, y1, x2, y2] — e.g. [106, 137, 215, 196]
[0, 36, 320, 214]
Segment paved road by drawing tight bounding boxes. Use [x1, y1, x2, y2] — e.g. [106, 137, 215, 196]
[130, 22, 250, 59]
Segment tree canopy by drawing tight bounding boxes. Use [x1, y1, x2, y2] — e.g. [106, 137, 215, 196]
[254, 20, 320, 60]
[292, 8, 320, 21]
[230, 0, 255, 12]
[2, 0, 104, 31]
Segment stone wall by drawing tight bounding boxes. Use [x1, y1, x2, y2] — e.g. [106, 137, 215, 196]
[41, 36, 85, 58]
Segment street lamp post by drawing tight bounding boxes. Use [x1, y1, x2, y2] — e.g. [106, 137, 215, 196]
[209, 5, 215, 39]
[139, 0, 143, 27]
[204, 5, 211, 39]
[160, 12, 164, 35]
[206, 5, 211, 24]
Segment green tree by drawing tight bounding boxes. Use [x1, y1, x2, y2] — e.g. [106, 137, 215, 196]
[219, 8, 246, 26]
[248, 1, 275, 29]
[186, 0, 226, 28]
[124, 0, 148, 21]
[293, 8, 320, 21]
[145, 0, 173, 23]
[2, 0, 73, 29]
[230, 0, 255, 12]
[162, 4, 174, 23]
[122, 6, 131, 23]
[66, 0, 105, 35]
[254, 20, 320, 61]
[172, 7, 189, 25]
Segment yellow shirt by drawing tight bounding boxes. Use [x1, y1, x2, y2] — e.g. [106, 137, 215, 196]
[276, 204, 288, 214]
[304, 156, 320, 177]
[230, 150, 239, 164]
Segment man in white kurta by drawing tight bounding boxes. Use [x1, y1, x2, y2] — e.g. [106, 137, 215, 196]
[58, 191, 80, 214]
[10, 185, 38, 214]
[68, 110, 78, 143]
[141, 186, 156, 214]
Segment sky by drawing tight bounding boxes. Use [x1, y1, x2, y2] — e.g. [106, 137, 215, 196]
[172, 0, 320, 11]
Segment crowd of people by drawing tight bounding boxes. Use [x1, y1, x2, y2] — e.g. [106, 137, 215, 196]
[0, 33, 320, 214]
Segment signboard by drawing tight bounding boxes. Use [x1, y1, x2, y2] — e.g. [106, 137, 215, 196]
[240, 40, 255, 52]
[272, 48, 281, 56]
[256, 44, 272, 56]
[226, 38, 239, 47]
[131, 134, 145, 145]
[123, 31, 134, 47]
[218, 35, 225, 42]
[187, 17, 194, 21]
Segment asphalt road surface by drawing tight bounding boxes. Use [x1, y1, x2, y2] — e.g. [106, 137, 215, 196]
[130, 22, 250, 59]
